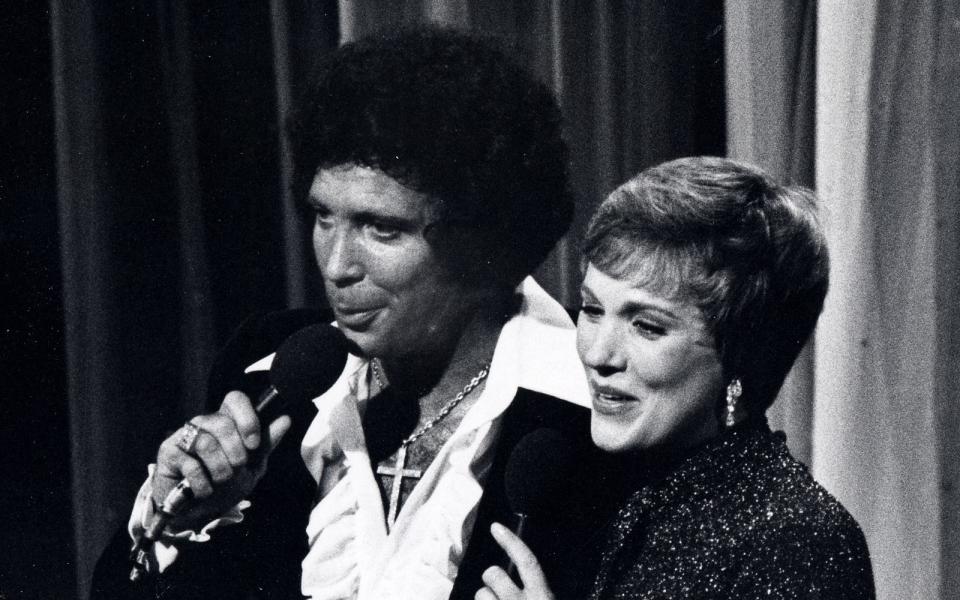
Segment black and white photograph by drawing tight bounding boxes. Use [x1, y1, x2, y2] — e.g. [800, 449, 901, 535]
[1, 2, 957, 599]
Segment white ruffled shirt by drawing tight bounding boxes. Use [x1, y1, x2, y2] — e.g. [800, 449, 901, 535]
[129, 277, 590, 600]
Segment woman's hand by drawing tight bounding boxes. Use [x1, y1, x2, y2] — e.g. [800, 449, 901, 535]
[475, 522, 555, 600]
[151, 390, 292, 531]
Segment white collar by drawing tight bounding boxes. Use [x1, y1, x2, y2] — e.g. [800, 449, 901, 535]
[491, 276, 589, 406]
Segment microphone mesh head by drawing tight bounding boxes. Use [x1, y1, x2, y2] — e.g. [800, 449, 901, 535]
[270, 324, 350, 405]
[504, 428, 577, 516]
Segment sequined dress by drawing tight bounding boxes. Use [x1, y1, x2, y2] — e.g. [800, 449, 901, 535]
[589, 419, 875, 599]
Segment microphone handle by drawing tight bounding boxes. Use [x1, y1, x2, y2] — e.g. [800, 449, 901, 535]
[505, 512, 529, 580]
[128, 479, 195, 581]
[129, 385, 279, 581]
[254, 385, 281, 418]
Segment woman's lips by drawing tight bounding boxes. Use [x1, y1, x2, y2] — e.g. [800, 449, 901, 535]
[590, 386, 639, 415]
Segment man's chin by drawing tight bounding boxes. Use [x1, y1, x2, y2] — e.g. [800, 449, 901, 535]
[337, 327, 390, 359]
[337, 332, 367, 358]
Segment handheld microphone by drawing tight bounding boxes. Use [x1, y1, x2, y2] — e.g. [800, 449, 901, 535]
[252, 323, 351, 424]
[503, 428, 576, 579]
[129, 323, 349, 581]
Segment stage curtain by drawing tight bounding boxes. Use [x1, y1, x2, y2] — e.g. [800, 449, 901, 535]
[51, 2, 338, 596]
[813, 1, 960, 598]
[729, 1, 960, 598]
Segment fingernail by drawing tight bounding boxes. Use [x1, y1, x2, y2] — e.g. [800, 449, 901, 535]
[491, 522, 505, 537]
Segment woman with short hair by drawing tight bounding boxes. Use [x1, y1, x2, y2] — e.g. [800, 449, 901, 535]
[479, 156, 875, 599]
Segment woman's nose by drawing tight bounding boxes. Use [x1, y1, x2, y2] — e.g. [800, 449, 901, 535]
[315, 225, 363, 284]
[578, 320, 626, 374]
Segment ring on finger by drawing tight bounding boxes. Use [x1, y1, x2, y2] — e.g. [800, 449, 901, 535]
[175, 421, 202, 454]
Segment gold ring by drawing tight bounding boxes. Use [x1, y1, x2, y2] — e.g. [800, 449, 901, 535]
[175, 422, 202, 454]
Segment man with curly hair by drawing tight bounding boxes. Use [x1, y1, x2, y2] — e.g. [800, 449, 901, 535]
[92, 26, 612, 600]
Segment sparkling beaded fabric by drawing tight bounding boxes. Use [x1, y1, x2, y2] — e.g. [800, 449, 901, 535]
[589, 420, 875, 599]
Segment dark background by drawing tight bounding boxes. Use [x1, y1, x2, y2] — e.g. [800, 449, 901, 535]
[2, 2, 71, 597]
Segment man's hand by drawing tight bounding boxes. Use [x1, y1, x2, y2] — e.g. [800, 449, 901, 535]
[475, 522, 555, 600]
[150, 390, 292, 531]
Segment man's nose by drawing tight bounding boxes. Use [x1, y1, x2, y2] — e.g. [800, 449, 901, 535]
[316, 225, 363, 285]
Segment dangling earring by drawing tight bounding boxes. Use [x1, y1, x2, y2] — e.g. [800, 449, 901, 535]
[725, 379, 742, 427]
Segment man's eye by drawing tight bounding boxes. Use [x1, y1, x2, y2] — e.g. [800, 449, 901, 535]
[368, 222, 400, 240]
[313, 207, 333, 226]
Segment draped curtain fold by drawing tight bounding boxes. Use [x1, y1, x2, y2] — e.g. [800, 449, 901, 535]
[52, 2, 338, 595]
[812, 1, 960, 598]
[728, 1, 960, 599]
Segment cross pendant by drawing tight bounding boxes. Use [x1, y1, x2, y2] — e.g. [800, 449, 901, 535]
[376, 445, 422, 530]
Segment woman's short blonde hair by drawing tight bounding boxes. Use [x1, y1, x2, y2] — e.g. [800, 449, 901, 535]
[583, 156, 829, 414]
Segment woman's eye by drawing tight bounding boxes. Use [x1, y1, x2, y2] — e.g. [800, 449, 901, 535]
[633, 320, 666, 337]
[579, 304, 603, 318]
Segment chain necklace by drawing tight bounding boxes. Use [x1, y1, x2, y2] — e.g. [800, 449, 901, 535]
[371, 358, 490, 529]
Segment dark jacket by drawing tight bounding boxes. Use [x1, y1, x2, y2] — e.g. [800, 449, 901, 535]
[589, 419, 876, 600]
[91, 310, 620, 600]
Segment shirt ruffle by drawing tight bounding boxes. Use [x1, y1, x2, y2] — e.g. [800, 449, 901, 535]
[128, 464, 249, 573]
[301, 468, 361, 599]
[301, 408, 493, 600]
